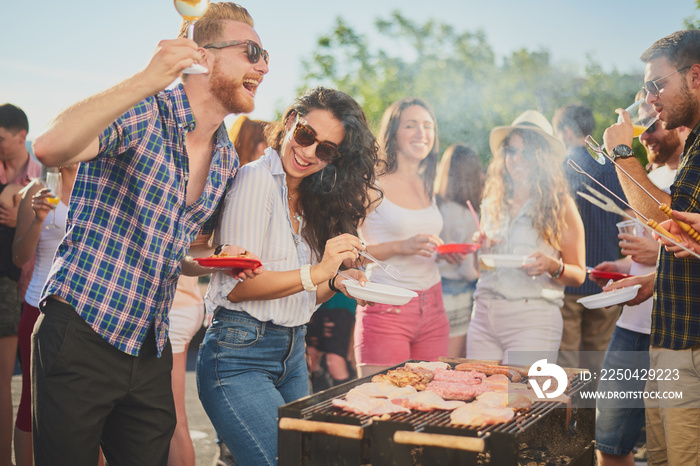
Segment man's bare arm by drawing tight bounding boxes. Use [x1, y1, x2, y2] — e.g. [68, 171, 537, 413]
[603, 109, 670, 222]
[33, 38, 201, 167]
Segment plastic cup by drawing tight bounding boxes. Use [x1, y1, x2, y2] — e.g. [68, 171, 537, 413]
[619, 99, 658, 137]
[616, 220, 637, 236]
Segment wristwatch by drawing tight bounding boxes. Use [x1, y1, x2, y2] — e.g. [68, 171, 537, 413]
[611, 144, 634, 161]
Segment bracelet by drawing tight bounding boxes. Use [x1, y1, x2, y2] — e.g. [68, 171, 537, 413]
[300, 264, 317, 292]
[547, 258, 565, 280]
[214, 244, 228, 256]
[328, 273, 341, 293]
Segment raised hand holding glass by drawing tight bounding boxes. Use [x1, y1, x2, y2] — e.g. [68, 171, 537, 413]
[45, 168, 62, 230]
[174, 0, 210, 74]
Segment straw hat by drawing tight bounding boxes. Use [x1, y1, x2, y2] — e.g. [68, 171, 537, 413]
[489, 110, 566, 158]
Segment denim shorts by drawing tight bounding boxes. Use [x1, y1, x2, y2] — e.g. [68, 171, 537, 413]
[197, 308, 308, 466]
[595, 326, 650, 456]
[441, 278, 474, 337]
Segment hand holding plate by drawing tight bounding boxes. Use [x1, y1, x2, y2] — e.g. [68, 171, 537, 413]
[602, 272, 654, 306]
[335, 269, 372, 306]
[520, 251, 552, 277]
[217, 248, 263, 280]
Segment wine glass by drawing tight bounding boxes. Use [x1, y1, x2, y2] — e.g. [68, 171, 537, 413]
[618, 98, 659, 138]
[45, 169, 62, 230]
[174, 0, 210, 74]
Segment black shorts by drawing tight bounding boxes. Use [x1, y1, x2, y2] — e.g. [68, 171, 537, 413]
[305, 306, 355, 358]
[0, 277, 20, 338]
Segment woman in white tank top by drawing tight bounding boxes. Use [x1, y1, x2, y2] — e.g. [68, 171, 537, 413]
[356, 98, 455, 377]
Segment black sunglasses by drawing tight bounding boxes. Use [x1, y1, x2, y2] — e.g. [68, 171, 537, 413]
[203, 39, 269, 65]
[292, 118, 341, 163]
[643, 66, 690, 97]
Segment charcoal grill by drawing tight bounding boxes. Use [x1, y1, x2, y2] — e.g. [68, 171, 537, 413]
[278, 361, 594, 465]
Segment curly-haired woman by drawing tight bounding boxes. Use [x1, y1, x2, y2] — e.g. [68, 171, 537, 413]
[197, 87, 382, 465]
[466, 110, 585, 366]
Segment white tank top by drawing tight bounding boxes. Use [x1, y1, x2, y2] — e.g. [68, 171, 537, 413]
[359, 197, 443, 291]
[24, 202, 69, 307]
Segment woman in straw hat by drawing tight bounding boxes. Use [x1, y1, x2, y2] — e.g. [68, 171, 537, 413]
[466, 110, 586, 366]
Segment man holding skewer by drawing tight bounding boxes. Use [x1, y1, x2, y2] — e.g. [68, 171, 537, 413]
[593, 100, 687, 466]
[603, 29, 700, 466]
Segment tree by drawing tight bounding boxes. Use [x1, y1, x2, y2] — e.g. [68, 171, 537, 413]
[298, 12, 643, 164]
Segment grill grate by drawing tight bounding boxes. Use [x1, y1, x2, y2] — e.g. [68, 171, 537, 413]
[279, 364, 595, 466]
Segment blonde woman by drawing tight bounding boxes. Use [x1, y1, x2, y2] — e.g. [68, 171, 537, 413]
[467, 110, 585, 366]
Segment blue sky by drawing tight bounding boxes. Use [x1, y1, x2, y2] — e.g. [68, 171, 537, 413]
[2, 0, 697, 139]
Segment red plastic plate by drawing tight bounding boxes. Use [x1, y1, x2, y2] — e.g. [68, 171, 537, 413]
[589, 269, 633, 281]
[193, 257, 262, 269]
[436, 243, 481, 255]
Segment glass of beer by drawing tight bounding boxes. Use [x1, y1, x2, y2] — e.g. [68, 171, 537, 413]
[45, 168, 62, 230]
[619, 99, 658, 137]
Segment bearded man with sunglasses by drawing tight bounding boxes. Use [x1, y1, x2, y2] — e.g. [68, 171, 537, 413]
[603, 29, 700, 466]
[30, 3, 267, 466]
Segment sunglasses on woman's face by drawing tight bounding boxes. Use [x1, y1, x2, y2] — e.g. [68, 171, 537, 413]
[203, 39, 270, 65]
[292, 118, 341, 163]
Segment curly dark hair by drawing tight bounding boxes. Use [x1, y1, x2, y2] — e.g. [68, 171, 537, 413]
[377, 97, 440, 198]
[267, 87, 383, 259]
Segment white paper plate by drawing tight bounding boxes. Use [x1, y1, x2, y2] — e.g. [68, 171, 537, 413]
[480, 254, 535, 268]
[341, 279, 418, 306]
[576, 284, 642, 309]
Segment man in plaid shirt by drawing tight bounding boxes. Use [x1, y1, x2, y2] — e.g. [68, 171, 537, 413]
[603, 29, 700, 466]
[30, 3, 267, 465]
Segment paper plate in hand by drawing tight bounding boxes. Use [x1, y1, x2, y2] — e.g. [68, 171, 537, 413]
[576, 284, 642, 309]
[341, 279, 417, 306]
[480, 254, 535, 268]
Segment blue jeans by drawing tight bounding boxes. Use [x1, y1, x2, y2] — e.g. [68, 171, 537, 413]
[595, 326, 650, 456]
[197, 308, 309, 466]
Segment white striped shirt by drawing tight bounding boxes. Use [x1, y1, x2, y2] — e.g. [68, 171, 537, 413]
[206, 148, 318, 326]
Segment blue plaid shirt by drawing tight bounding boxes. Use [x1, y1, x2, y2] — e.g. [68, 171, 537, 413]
[652, 122, 700, 350]
[42, 84, 237, 356]
[564, 145, 628, 295]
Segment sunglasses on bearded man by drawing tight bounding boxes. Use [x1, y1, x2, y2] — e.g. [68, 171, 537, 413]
[291, 116, 342, 164]
[203, 39, 269, 65]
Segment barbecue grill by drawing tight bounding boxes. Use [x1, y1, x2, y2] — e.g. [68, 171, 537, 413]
[279, 361, 595, 465]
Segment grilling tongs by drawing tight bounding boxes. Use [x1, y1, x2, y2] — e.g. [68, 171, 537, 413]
[576, 184, 700, 260]
[585, 135, 700, 244]
[568, 160, 678, 241]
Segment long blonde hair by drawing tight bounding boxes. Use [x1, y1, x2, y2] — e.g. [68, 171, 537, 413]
[482, 128, 570, 250]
